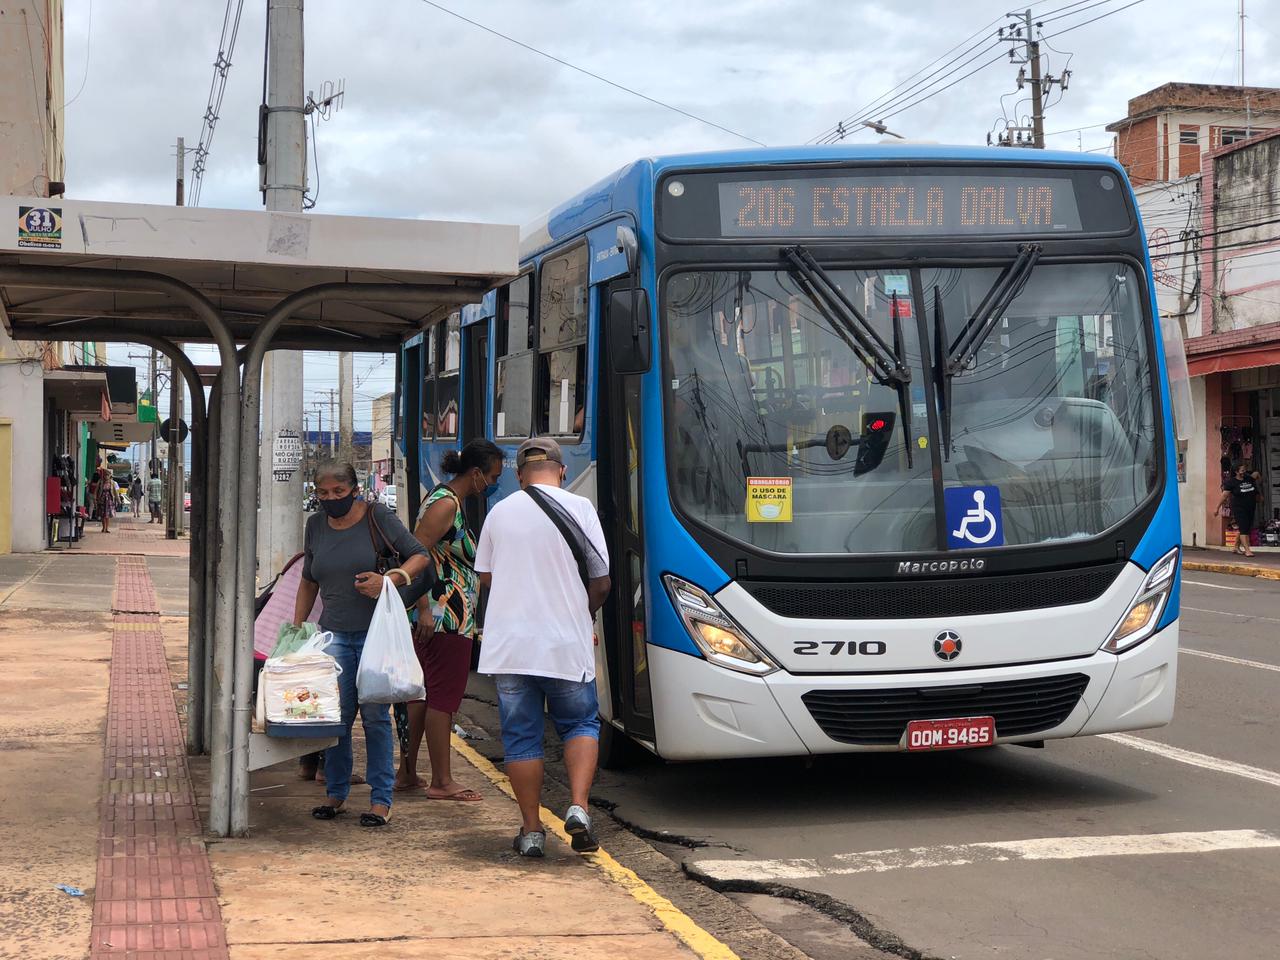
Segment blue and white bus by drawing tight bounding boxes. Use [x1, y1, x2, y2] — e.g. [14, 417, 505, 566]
[402, 145, 1181, 763]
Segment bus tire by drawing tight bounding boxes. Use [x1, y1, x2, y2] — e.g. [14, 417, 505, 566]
[598, 717, 638, 770]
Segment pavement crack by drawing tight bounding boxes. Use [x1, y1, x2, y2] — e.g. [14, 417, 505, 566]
[589, 796, 740, 851]
[682, 863, 946, 960]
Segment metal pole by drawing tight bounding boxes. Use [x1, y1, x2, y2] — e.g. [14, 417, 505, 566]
[167, 357, 179, 539]
[0, 266, 240, 833]
[203, 374, 222, 750]
[229, 283, 470, 836]
[257, 0, 307, 582]
[72, 329, 209, 753]
[149, 349, 157, 485]
[329, 389, 337, 456]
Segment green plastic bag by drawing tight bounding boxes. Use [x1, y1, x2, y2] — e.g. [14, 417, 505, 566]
[269, 621, 318, 659]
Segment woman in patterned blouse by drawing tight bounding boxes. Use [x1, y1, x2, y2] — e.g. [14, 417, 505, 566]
[395, 439, 504, 799]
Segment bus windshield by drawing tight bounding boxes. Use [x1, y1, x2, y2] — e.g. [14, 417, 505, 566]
[663, 262, 1159, 556]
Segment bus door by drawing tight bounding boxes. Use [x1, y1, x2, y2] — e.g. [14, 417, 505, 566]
[461, 321, 489, 532]
[598, 277, 655, 740]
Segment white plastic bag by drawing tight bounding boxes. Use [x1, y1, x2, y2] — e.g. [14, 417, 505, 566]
[357, 578, 425, 704]
[262, 631, 342, 724]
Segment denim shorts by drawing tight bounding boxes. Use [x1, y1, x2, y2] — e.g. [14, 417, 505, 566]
[494, 674, 600, 763]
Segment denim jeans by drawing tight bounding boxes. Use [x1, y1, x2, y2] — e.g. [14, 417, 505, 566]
[494, 674, 600, 763]
[323, 629, 395, 809]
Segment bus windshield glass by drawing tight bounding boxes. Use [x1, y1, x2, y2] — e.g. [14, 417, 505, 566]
[663, 262, 1158, 556]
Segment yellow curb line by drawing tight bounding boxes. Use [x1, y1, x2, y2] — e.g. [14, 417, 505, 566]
[451, 734, 741, 960]
[1184, 560, 1280, 581]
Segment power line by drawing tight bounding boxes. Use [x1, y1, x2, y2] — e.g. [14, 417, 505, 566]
[415, 0, 765, 147]
[62, 0, 93, 109]
[189, 0, 248, 206]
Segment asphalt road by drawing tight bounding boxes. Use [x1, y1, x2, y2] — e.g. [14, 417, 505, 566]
[471, 570, 1280, 960]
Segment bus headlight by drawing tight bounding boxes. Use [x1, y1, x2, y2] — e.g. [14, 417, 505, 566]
[1103, 548, 1179, 654]
[663, 575, 778, 676]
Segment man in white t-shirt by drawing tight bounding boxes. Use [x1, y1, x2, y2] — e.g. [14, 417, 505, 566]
[475, 437, 611, 858]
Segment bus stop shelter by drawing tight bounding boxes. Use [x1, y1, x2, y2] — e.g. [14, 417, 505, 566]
[1, 196, 517, 835]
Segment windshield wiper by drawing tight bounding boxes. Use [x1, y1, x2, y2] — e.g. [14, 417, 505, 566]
[936, 243, 1042, 459]
[784, 245, 915, 466]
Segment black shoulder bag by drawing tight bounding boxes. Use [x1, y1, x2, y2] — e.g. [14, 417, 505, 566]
[524, 486, 591, 590]
[367, 504, 435, 606]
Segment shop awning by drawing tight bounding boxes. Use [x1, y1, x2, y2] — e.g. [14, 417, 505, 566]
[1187, 344, 1280, 377]
[87, 419, 156, 444]
[44, 368, 110, 414]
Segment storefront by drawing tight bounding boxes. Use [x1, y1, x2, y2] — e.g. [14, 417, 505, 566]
[1191, 356, 1280, 548]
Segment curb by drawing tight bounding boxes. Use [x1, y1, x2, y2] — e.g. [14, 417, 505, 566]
[1183, 559, 1280, 581]
[450, 733, 742, 960]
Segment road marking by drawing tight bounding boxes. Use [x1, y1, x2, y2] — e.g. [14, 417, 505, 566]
[1183, 605, 1280, 625]
[690, 830, 1280, 882]
[1181, 647, 1280, 673]
[1183, 579, 1251, 591]
[1102, 733, 1280, 789]
[450, 734, 741, 960]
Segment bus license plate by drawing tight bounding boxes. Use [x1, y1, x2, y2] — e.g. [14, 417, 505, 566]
[905, 716, 995, 751]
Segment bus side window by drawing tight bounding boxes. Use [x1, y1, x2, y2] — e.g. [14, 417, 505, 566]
[436, 312, 462, 441]
[495, 273, 534, 439]
[421, 324, 437, 440]
[536, 242, 589, 438]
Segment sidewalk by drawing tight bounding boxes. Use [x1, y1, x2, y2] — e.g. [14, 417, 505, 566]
[0, 534, 727, 960]
[1182, 546, 1280, 581]
[61, 512, 192, 558]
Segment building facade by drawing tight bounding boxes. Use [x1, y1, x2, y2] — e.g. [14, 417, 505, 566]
[1, 1, 66, 552]
[1108, 82, 1280, 185]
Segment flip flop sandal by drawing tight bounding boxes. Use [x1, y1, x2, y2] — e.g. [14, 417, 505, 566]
[311, 804, 344, 820]
[426, 788, 484, 802]
[360, 812, 391, 827]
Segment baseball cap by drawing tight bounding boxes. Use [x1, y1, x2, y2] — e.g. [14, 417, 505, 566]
[516, 437, 564, 470]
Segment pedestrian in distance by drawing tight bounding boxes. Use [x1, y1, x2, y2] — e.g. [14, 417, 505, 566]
[147, 474, 163, 523]
[396, 439, 504, 801]
[475, 438, 611, 858]
[95, 467, 115, 534]
[130, 475, 144, 518]
[294, 460, 430, 828]
[1216, 460, 1262, 558]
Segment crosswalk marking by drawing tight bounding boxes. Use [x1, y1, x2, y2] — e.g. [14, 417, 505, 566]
[690, 829, 1280, 882]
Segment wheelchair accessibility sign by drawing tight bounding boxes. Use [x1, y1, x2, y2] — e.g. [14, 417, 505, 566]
[944, 485, 1004, 548]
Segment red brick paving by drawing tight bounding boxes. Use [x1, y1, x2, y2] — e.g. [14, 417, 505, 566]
[91, 558, 228, 960]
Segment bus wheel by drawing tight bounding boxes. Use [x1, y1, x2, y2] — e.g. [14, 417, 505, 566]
[598, 717, 638, 770]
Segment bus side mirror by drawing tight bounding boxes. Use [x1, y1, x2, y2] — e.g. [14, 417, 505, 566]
[608, 287, 651, 375]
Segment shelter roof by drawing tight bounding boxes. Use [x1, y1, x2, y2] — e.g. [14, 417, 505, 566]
[0, 197, 518, 352]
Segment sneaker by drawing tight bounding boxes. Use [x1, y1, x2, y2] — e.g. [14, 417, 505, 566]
[512, 829, 546, 858]
[564, 804, 599, 853]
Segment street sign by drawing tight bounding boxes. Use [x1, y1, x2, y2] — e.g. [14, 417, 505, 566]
[159, 417, 189, 444]
[272, 429, 302, 482]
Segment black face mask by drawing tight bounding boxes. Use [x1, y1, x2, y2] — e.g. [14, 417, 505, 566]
[319, 493, 356, 518]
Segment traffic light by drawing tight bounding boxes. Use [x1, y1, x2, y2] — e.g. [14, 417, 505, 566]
[854, 411, 895, 475]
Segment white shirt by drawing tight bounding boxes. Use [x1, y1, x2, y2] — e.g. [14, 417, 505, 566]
[474, 483, 610, 682]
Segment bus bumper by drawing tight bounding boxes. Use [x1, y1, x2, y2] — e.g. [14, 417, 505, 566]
[648, 622, 1178, 761]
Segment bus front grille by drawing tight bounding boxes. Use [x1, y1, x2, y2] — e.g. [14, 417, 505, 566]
[802, 673, 1091, 746]
[741, 563, 1124, 620]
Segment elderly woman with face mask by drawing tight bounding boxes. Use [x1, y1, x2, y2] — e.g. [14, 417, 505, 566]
[294, 460, 430, 827]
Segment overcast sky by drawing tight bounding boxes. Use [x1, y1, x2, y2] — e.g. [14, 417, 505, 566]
[66, 0, 1278, 425]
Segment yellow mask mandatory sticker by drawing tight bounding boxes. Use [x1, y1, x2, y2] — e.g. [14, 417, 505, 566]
[746, 477, 793, 523]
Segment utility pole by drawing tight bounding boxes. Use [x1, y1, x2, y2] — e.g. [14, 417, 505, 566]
[175, 137, 185, 206]
[991, 11, 1068, 148]
[312, 401, 325, 459]
[1027, 23, 1045, 149]
[338, 352, 354, 461]
[1239, 0, 1245, 87]
[169, 139, 186, 538]
[257, 0, 307, 580]
[325, 388, 338, 456]
[148, 350, 158, 484]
